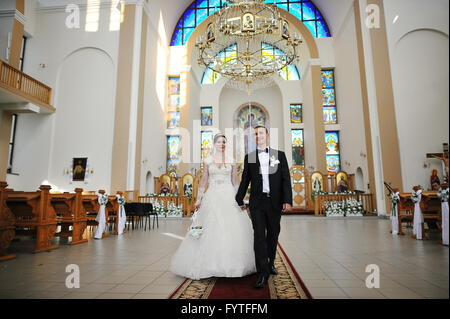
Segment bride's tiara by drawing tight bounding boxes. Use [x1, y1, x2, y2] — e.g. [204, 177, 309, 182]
[213, 133, 226, 143]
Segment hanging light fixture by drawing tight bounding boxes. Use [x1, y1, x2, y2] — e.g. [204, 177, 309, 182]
[195, 0, 302, 93]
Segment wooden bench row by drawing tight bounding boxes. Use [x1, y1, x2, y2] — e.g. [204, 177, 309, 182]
[395, 190, 442, 239]
[0, 182, 126, 261]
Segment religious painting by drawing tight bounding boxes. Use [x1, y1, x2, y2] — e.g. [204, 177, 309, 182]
[201, 107, 213, 126]
[207, 22, 215, 42]
[430, 169, 441, 190]
[290, 104, 302, 123]
[161, 175, 171, 186]
[72, 157, 87, 182]
[234, 104, 269, 167]
[282, 20, 290, 39]
[160, 174, 171, 194]
[291, 129, 304, 167]
[167, 136, 180, 178]
[167, 111, 180, 129]
[182, 174, 194, 196]
[336, 171, 349, 192]
[242, 12, 255, 32]
[311, 172, 324, 193]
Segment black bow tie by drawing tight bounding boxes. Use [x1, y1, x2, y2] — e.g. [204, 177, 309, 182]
[258, 148, 269, 154]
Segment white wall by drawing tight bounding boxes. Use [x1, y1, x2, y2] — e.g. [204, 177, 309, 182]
[333, 3, 370, 191]
[24, 0, 38, 37]
[384, 0, 449, 191]
[48, 47, 115, 192]
[139, 5, 171, 194]
[7, 5, 120, 191]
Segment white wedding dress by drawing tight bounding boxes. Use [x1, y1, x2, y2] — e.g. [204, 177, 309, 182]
[170, 159, 256, 280]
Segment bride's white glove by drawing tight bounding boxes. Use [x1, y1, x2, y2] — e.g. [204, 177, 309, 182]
[194, 187, 205, 211]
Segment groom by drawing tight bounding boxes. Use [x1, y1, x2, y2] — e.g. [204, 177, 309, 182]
[235, 125, 293, 289]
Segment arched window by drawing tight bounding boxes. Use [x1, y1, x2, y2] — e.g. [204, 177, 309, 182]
[262, 43, 300, 81]
[201, 43, 300, 84]
[171, 0, 330, 46]
[201, 44, 237, 84]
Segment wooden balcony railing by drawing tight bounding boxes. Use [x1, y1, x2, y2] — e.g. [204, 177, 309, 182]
[0, 60, 52, 105]
[314, 193, 375, 216]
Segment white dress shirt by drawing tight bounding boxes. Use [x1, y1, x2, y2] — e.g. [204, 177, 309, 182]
[258, 147, 270, 193]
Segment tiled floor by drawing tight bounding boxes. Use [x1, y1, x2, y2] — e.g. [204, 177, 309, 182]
[0, 216, 448, 299]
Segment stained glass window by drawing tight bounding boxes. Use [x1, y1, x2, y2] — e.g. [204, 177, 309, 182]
[171, 0, 330, 46]
[168, 76, 181, 129]
[167, 111, 180, 129]
[325, 131, 340, 173]
[201, 131, 213, 162]
[201, 44, 237, 84]
[167, 136, 180, 177]
[291, 129, 304, 167]
[290, 104, 302, 123]
[262, 43, 301, 81]
[167, 77, 181, 177]
[201, 107, 213, 126]
[321, 69, 337, 124]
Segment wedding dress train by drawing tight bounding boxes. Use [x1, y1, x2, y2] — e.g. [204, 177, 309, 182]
[170, 162, 256, 280]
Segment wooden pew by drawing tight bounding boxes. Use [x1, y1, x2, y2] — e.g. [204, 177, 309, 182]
[5, 185, 59, 253]
[0, 182, 16, 261]
[51, 188, 87, 245]
[397, 191, 442, 238]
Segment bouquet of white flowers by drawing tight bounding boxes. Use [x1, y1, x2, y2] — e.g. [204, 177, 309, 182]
[346, 198, 364, 216]
[437, 188, 449, 202]
[98, 193, 109, 205]
[411, 190, 420, 204]
[325, 201, 346, 216]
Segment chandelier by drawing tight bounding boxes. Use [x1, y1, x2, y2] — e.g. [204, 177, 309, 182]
[195, 0, 303, 92]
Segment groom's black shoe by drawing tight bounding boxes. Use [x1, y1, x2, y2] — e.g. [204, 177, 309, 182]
[254, 274, 268, 289]
[270, 265, 278, 275]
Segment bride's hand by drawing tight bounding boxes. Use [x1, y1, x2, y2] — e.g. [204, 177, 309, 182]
[194, 202, 201, 211]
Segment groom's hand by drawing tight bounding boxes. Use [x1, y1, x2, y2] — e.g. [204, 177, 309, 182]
[282, 203, 292, 213]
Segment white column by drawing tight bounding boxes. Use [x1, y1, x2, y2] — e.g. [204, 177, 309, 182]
[126, 1, 143, 190]
[358, 0, 386, 216]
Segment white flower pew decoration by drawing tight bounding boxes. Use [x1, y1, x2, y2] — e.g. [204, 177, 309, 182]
[116, 193, 127, 235]
[437, 187, 449, 245]
[411, 187, 424, 240]
[94, 192, 109, 239]
[388, 190, 400, 235]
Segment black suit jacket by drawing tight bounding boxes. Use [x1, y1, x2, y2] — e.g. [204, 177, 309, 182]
[235, 148, 293, 211]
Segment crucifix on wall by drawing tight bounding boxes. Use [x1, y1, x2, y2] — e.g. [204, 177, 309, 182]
[427, 143, 449, 185]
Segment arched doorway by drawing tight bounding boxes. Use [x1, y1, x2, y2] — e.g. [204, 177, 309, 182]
[233, 102, 270, 168]
[355, 167, 364, 192]
[145, 171, 153, 195]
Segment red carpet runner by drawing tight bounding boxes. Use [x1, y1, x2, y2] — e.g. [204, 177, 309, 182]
[169, 243, 312, 299]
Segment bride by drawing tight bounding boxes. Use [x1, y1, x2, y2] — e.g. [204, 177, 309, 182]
[170, 133, 256, 280]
